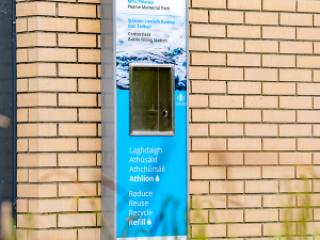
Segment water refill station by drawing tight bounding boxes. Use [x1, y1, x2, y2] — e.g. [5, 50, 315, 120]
[101, 0, 189, 240]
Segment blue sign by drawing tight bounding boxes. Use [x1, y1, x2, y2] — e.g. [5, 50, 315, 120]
[115, 0, 188, 239]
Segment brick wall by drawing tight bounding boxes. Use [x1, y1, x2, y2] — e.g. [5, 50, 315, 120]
[189, 0, 320, 239]
[16, 0, 101, 238]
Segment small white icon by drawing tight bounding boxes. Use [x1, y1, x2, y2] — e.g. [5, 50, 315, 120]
[177, 94, 185, 102]
[147, 219, 152, 225]
[156, 175, 160, 182]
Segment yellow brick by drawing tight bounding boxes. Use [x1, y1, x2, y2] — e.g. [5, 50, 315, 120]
[59, 183, 97, 197]
[78, 229, 100, 240]
[245, 96, 277, 109]
[229, 224, 262, 237]
[245, 40, 278, 53]
[280, 180, 312, 192]
[190, 124, 208, 137]
[263, 82, 295, 95]
[192, 195, 226, 208]
[190, 209, 209, 223]
[17, 199, 28, 213]
[78, 168, 101, 181]
[280, 208, 312, 222]
[245, 68, 278, 81]
[263, 55, 295, 68]
[210, 10, 243, 23]
[189, 67, 208, 79]
[245, 209, 278, 222]
[17, 109, 28, 122]
[192, 0, 226, 8]
[28, 230, 77, 240]
[58, 33, 96, 48]
[18, 154, 56, 167]
[18, 124, 57, 137]
[228, 110, 261, 122]
[29, 199, 77, 213]
[209, 152, 243, 165]
[59, 123, 96, 137]
[58, 153, 96, 167]
[59, 3, 96, 17]
[298, 111, 320, 123]
[17, 79, 28, 92]
[58, 213, 96, 227]
[313, 125, 320, 136]
[78, 49, 100, 63]
[280, 97, 312, 109]
[210, 181, 243, 194]
[298, 83, 320, 95]
[78, 19, 100, 33]
[17, 139, 28, 152]
[210, 124, 243, 137]
[79, 198, 101, 212]
[189, 181, 209, 194]
[281, 13, 312, 26]
[280, 125, 312, 137]
[16, 18, 27, 32]
[245, 12, 278, 25]
[79, 139, 101, 151]
[313, 43, 320, 54]
[17, 93, 57, 107]
[263, 0, 296, 11]
[228, 0, 261, 10]
[17, 63, 56, 78]
[192, 167, 226, 180]
[245, 180, 278, 193]
[245, 124, 278, 137]
[315, 15, 320, 26]
[192, 109, 226, 122]
[298, 139, 320, 150]
[191, 24, 225, 37]
[79, 109, 101, 122]
[229, 195, 262, 208]
[16, 2, 55, 17]
[29, 168, 77, 182]
[190, 152, 208, 165]
[192, 139, 226, 151]
[263, 194, 296, 207]
[228, 167, 260, 179]
[78, 79, 101, 92]
[210, 96, 243, 108]
[228, 139, 261, 151]
[210, 209, 243, 223]
[17, 169, 28, 182]
[281, 42, 312, 55]
[245, 153, 278, 165]
[228, 54, 260, 67]
[263, 139, 296, 151]
[263, 166, 295, 179]
[192, 53, 225, 66]
[59, 93, 97, 107]
[29, 108, 77, 122]
[59, 64, 96, 78]
[17, 49, 28, 63]
[17, 214, 56, 228]
[210, 39, 243, 52]
[228, 82, 261, 94]
[29, 78, 77, 92]
[280, 69, 312, 82]
[297, 28, 320, 40]
[189, 38, 208, 51]
[189, 9, 208, 22]
[298, 56, 320, 68]
[209, 67, 243, 80]
[298, 0, 320, 12]
[192, 224, 226, 238]
[18, 32, 56, 47]
[263, 27, 295, 40]
[17, 184, 57, 198]
[264, 223, 296, 236]
[192, 81, 226, 94]
[29, 138, 77, 152]
[29, 48, 76, 62]
[228, 26, 260, 39]
[28, 17, 76, 32]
